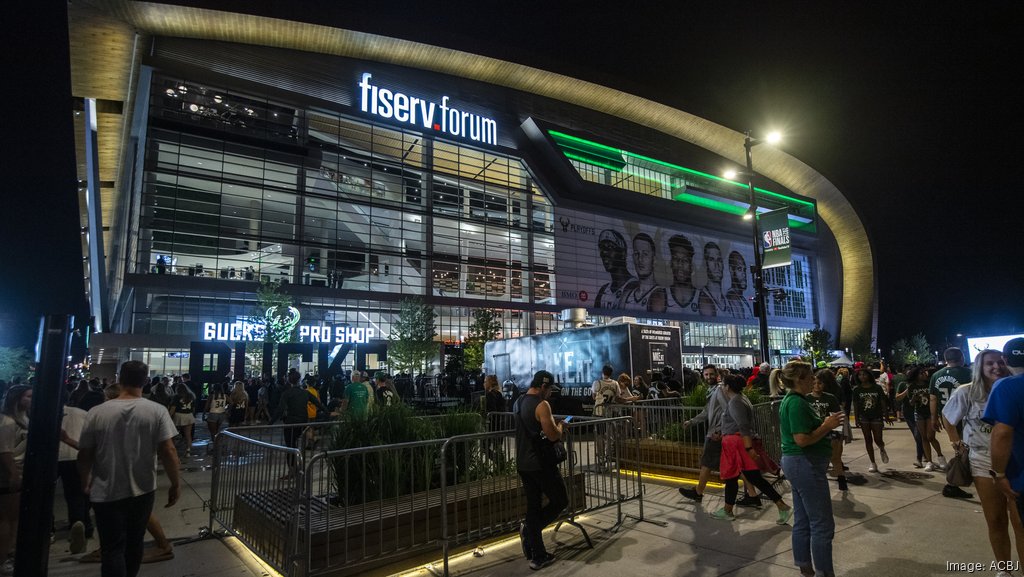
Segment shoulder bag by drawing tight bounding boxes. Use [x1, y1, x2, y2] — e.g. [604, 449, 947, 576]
[514, 397, 568, 467]
[946, 446, 973, 487]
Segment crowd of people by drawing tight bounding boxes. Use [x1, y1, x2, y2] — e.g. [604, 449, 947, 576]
[2, 338, 1024, 576]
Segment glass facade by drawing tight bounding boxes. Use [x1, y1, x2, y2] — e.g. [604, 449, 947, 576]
[108, 71, 820, 372]
[132, 75, 558, 347]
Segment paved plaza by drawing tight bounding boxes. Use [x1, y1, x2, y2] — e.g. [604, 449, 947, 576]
[41, 424, 1000, 577]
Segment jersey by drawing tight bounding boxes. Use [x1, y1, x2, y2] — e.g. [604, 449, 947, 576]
[930, 365, 971, 411]
[592, 377, 619, 417]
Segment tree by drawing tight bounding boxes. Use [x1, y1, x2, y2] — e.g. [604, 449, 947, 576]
[890, 338, 911, 369]
[388, 298, 438, 374]
[0, 347, 33, 381]
[802, 326, 836, 366]
[908, 333, 936, 365]
[463, 308, 502, 371]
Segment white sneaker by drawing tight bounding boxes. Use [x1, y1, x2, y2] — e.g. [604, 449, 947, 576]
[880, 448, 889, 464]
[937, 455, 948, 469]
[868, 463, 878, 473]
[924, 462, 935, 472]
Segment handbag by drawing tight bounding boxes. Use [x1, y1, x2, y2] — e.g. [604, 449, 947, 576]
[534, 435, 568, 467]
[946, 446, 973, 487]
[514, 397, 568, 467]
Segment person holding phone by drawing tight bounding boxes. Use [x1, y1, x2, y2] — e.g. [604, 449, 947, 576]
[774, 361, 845, 577]
[515, 370, 567, 571]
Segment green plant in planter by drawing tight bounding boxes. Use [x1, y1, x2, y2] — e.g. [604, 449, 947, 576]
[743, 387, 766, 406]
[683, 384, 710, 408]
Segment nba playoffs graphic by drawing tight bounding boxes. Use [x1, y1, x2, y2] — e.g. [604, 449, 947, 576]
[553, 208, 811, 323]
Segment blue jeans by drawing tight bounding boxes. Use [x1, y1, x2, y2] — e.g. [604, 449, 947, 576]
[782, 454, 835, 576]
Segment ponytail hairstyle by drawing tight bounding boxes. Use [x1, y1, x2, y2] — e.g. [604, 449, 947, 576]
[772, 361, 813, 393]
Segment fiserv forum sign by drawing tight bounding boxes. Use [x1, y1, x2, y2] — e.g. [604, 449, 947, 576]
[358, 73, 498, 146]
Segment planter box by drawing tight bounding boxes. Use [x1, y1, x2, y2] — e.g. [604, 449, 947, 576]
[233, 472, 585, 576]
[618, 438, 719, 481]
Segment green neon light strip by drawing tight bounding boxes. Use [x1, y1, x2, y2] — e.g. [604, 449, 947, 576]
[548, 129, 815, 209]
[672, 192, 814, 230]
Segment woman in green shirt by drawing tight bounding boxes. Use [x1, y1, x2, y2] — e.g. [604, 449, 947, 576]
[774, 361, 844, 577]
[811, 369, 847, 491]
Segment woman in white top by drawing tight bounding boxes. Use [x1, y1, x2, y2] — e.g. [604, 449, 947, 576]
[0, 385, 32, 570]
[943, 349, 1021, 575]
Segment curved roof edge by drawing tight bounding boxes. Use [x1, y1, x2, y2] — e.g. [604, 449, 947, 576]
[88, 0, 876, 343]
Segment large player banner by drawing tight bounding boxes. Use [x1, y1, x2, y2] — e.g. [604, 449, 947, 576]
[760, 208, 792, 270]
[552, 207, 813, 323]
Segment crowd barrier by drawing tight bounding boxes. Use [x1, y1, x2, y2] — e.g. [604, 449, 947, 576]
[209, 413, 647, 577]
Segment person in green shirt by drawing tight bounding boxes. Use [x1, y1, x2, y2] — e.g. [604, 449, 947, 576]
[852, 368, 889, 473]
[343, 378, 371, 419]
[773, 361, 844, 577]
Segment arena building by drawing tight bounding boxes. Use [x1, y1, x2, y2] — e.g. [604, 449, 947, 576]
[69, 1, 876, 377]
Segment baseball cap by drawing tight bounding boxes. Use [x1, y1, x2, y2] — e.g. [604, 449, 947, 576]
[1004, 337, 1024, 368]
[759, 362, 770, 372]
[373, 371, 388, 381]
[598, 229, 626, 250]
[531, 370, 555, 388]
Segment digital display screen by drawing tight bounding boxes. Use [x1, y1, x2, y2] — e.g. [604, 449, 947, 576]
[966, 334, 1024, 361]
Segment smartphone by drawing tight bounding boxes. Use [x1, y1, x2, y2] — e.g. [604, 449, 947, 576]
[562, 415, 573, 423]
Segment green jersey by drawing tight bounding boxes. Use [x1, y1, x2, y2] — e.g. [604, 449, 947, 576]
[929, 365, 971, 410]
[345, 381, 370, 418]
[780, 391, 832, 457]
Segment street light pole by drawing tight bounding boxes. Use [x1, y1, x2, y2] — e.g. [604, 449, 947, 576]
[744, 132, 772, 366]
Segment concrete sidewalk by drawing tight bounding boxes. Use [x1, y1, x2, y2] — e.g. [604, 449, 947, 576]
[39, 424, 1003, 576]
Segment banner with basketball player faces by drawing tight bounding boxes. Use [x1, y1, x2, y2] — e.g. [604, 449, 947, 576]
[551, 207, 815, 324]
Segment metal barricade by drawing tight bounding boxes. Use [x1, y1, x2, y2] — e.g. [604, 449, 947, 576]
[750, 400, 783, 475]
[606, 403, 706, 476]
[210, 414, 658, 577]
[300, 438, 450, 576]
[209, 425, 306, 575]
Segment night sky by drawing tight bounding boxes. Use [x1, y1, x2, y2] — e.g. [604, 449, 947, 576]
[3, 2, 1021, 355]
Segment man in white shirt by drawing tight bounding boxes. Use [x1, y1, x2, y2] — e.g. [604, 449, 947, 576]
[78, 361, 180, 577]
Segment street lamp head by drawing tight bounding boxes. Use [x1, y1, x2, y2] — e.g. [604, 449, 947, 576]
[724, 168, 738, 180]
[742, 208, 754, 220]
[765, 131, 782, 145]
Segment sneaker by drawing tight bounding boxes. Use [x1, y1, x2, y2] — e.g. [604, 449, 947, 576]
[943, 485, 974, 499]
[924, 462, 935, 472]
[69, 521, 87, 554]
[996, 572, 1013, 577]
[519, 523, 531, 560]
[912, 460, 923, 468]
[678, 487, 703, 502]
[880, 448, 889, 464]
[737, 494, 763, 509]
[776, 507, 792, 525]
[0, 559, 12, 577]
[529, 552, 556, 570]
[710, 508, 736, 521]
[937, 455, 948, 469]
[837, 476, 849, 491]
[868, 463, 878, 473]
